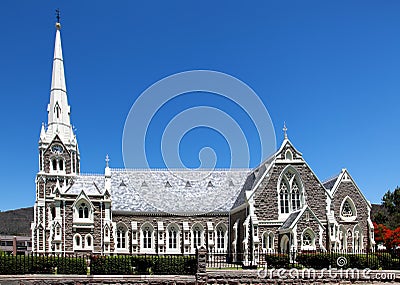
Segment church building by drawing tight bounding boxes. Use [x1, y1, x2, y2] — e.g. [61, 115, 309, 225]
[31, 21, 375, 260]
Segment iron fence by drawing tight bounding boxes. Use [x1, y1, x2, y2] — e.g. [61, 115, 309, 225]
[0, 253, 197, 275]
[207, 249, 400, 270]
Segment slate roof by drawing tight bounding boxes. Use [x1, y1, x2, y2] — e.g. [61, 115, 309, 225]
[231, 156, 275, 209]
[64, 174, 105, 195]
[65, 168, 251, 214]
[280, 211, 301, 230]
[322, 175, 339, 190]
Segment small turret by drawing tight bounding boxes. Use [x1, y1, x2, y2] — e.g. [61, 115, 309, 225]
[105, 154, 111, 191]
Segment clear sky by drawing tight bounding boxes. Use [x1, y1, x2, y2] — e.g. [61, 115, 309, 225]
[0, 1, 399, 211]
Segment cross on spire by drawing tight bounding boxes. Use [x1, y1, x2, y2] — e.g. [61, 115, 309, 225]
[105, 154, 110, 167]
[283, 122, 288, 139]
[56, 9, 60, 23]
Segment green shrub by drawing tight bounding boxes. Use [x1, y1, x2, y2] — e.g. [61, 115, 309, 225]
[376, 253, 393, 270]
[152, 256, 197, 275]
[55, 256, 87, 275]
[90, 255, 133, 275]
[264, 254, 290, 268]
[131, 256, 154, 274]
[296, 253, 330, 269]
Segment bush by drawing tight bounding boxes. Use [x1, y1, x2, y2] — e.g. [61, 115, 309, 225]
[152, 256, 197, 275]
[264, 254, 290, 268]
[296, 253, 330, 269]
[90, 255, 133, 275]
[55, 256, 87, 275]
[376, 253, 393, 269]
[131, 256, 154, 274]
[0, 254, 87, 275]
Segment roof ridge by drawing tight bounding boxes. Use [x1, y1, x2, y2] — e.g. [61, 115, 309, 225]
[110, 168, 251, 172]
[322, 174, 339, 184]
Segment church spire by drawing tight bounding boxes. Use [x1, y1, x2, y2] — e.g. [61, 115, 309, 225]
[45, 13, 73, 143]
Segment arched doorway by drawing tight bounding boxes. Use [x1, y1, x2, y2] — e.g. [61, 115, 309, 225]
[280, 235, 290, 253]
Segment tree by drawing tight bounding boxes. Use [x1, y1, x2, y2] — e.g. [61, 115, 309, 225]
[382, 187, 400, 214]
[373, 222, 400, 250]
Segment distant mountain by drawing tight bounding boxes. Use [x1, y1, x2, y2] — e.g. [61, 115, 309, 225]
[0, 207, 33, 236]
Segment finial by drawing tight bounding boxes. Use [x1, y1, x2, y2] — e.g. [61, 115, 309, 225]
[283, 122, 288, 139]
[55, 9, 61, 30]
[105, 154, 110, 167]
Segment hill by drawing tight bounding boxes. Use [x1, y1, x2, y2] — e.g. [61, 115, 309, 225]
[0, 207, 33, 236]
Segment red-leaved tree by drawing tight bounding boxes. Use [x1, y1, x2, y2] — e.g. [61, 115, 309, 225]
[373, 222, 400, 249]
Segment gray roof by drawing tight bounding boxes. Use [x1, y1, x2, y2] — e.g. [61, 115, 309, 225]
[280, 211, 301, 230]
[322, 175, 339, 190]
[65, 168, 251, 215]
[64, 174, 105, 195]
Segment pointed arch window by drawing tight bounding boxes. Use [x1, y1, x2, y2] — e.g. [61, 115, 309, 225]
[301, 229, 316, 250]
[340, 197, 357, 221]
[78, 203, 89, 219]
[280, 182, 289, 214]
[52, 159, 57, 171]
[168, 225, 178, 249]
[278, 167, 304, 215]
[262, 232, 274, 252]
[73, 234, 82, 250]
[142, 225, 153, 249]
[216, 224, 226, 250]
[342, 201, 353, 217]
[54, 102, 61, 119]
[192, 224, 204, 250]
[117, 224, 127, 249]
[291, 182, 301, 211]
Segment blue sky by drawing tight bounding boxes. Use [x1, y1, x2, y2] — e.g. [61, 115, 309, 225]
[0, 1, 399, 210]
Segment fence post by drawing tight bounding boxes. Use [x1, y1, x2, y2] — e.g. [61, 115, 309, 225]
[196, 247, 208, 285]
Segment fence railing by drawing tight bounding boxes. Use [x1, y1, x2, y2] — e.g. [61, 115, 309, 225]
[207, 249, 400, 270]
[0, 253, 197, 275]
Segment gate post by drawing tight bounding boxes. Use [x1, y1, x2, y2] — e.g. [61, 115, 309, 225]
[196, 246, 208, 285]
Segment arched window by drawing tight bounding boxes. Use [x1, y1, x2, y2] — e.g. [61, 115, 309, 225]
[168, 225, 178, 249]
[280, 182, 289, 213]
[58, 160, 64, 171]
[278, 167, 304, 215]
[84, 234, 93, 250]
[74, 234, 82, 250]
[216, 224, 226, 250]
[262, 232, 274, 251]
[342, 201, 352, 217]
[192, 224, 203, 249]
[340, 197, 357, 221]
[301, 229, 316, 250]
[142, 225, 153, 249]
[353, 225, 362, 252]
[291, 182, 301, 211]
[285, 149, 293, 160]
[52, 159, 57, 171]
[117, 225, 127, 249]
[78, 203, 89, 219]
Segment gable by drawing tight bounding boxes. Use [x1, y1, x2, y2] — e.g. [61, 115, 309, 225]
[331, 169, 371, 208]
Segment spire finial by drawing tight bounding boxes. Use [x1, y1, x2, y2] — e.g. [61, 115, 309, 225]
[55, 9, 61, 29]
[105, 154, 110, 167]
[283, 121, 288, 139]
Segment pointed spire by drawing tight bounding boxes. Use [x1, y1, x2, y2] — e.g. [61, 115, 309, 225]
[283, 122, 288, 139]
[50, 24, 67, 97]
[40, 122, 46, 141]
[45, 14, 73, 143]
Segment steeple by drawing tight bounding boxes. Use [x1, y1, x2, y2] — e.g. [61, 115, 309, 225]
[44, 16, 74, 144]
[37, 14, 80, 175]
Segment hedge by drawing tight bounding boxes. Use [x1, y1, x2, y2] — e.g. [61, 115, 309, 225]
[0, 254, 87, 275]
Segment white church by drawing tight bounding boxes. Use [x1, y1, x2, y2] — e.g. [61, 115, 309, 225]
[31, 20, 375, 260]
